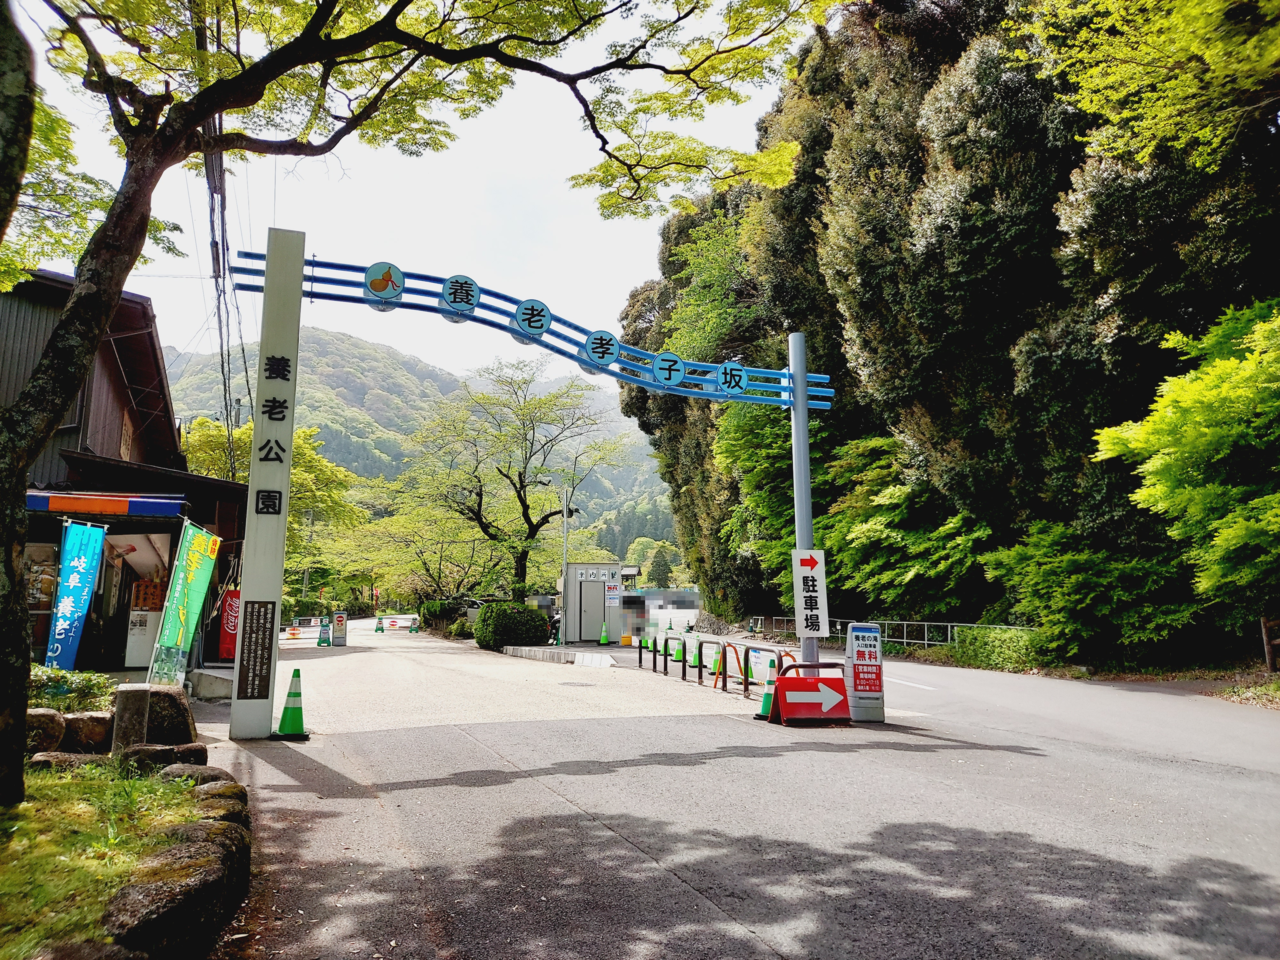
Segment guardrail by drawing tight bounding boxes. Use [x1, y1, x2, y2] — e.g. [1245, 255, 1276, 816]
[767, 618, 1031, 648]
[644, 632, 800, 699]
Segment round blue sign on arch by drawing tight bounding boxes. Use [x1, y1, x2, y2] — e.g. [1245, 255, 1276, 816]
[439, 274, 480, 321]
[364, 262, 404, 300]
[716, 360, 748, 396]
[584, 331, 621, 367]
[652, 351, 686, 387]
[514, 299, 551, 339]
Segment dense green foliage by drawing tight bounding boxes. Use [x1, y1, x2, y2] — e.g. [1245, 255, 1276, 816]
[0, 98, 180, 291]
[1097, 299, 1280, 630]
[594, 495, 676, 560]
[473, 602, 549, 651]
[619, 2, 1280, 664]
[1020, 0, 1280, 170]
[27, 666, 115, 713]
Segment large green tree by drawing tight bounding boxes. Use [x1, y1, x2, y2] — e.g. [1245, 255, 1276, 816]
[1096, 299, 1280, 627]
[0, 0, 836, 803]
[409, 359, 622, 587]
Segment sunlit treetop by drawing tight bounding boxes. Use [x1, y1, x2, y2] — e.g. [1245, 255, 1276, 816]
[39, 0, 831, 216]
[1018, 0, 1280, 169]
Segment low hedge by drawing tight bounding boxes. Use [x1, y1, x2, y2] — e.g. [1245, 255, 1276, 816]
[473, 602, 548, 651]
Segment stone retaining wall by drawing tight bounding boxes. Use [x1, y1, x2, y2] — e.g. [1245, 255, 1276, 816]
[32, 764, 252, 960]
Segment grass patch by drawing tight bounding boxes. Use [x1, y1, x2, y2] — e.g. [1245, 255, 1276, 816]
[0, 761, 201, 959]
[29, 666, 117, 713]
[1212, 677, 1280, 709]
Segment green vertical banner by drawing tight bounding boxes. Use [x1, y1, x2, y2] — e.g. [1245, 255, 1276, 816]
[148, 520, 222, 686]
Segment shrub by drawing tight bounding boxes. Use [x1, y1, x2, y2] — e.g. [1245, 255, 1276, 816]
[947, 627, 1051, 672]
[448, 617, 474, 639]
[473, 602, 548, 651]
[423, 598, 464, 630]
[29, 666, 117, 712]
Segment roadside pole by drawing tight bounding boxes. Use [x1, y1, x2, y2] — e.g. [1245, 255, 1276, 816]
[789, 332, 820, 674]
[560, 483, 570, 646]
[230, 228, 305, 739]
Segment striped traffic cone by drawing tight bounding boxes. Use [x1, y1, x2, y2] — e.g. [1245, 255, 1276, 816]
[272, 669, 310, 741]
[754, 658, 777, 721]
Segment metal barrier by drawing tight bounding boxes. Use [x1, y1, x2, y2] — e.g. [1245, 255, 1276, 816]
[768, 617, 1032, 648]
[637, 633, 803, 700]
[779, 661, 843, 676]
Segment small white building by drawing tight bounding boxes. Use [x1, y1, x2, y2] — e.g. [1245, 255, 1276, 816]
[558, 562, 624, 643]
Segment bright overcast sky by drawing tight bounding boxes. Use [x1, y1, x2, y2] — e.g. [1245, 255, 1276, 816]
[15, 3, 780, 382]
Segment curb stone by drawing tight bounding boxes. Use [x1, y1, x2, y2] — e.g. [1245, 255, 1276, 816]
[90, 770, 252, 959]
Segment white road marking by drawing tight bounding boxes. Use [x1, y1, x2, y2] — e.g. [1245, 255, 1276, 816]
[886, 677, 937, 690]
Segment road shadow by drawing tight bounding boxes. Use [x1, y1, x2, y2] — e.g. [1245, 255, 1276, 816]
[362, 726, 1044, 794]
[215, 796, 1280, 960]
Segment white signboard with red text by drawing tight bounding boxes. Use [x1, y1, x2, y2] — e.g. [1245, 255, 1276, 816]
[790, 549, 829, 637]
[845, 623, 885, 722]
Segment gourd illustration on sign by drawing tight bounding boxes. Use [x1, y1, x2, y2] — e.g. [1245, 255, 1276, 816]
[369, 269, 398, 294]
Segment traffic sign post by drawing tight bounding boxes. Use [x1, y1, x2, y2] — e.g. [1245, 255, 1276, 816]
[845, 623, 886, 722]
[792, 547, 828, 678]
[332, 610, 347, 647]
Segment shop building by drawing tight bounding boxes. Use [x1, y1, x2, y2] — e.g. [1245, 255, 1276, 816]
[2, 270, 247, 672]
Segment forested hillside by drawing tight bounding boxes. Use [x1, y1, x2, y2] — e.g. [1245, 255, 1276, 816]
[619, 1, 1280, 665]
[168, 327, 678, 561]
[166, 327, 459, 477]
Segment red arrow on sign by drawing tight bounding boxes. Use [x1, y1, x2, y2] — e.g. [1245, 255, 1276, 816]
[800, 555, 819, 571]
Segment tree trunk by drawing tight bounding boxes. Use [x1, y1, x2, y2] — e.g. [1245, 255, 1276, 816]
[0, 154, 164, 804]
[0, 0, 36, 242]
[513, 549, 529, 587]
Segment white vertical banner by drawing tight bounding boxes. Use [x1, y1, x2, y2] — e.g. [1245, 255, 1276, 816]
[791, 548, 829, 637]
[230, 228, 305, 739]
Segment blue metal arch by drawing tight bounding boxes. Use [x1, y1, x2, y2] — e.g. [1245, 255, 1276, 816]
[231, 252, 832, 410]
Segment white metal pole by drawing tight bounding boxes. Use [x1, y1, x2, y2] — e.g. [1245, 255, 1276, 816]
[789, 332, 818, 672]
[561, 483, 570, 645]
[230, 228, 305, 739]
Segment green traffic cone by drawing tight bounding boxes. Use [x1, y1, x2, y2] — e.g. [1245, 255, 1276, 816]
[599, 622, 609, 645]
[755, 658, 776, 720]
[276, 669, 308, 739]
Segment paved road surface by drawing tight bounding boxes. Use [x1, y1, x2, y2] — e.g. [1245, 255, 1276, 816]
[197, 620, 1280, 960]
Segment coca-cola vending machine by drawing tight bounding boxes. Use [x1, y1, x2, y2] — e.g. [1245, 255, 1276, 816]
[219, 589, 241, 660]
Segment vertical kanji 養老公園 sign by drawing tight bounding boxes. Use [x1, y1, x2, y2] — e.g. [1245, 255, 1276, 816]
[230, 228, 305, 738]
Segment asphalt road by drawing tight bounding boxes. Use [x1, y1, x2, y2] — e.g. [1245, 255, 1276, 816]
[196, 620, 1280, 960]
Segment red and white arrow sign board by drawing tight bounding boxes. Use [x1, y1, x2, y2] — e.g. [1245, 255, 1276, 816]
[776, 675, 850, 724]
[790, 549, 829, 637]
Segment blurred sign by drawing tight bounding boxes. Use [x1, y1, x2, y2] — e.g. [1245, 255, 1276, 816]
[845, 623, 885, 722]
[150, 520, 221, 686]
